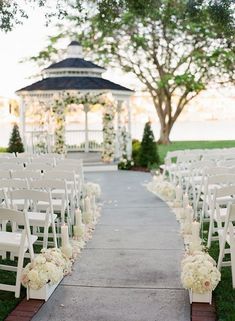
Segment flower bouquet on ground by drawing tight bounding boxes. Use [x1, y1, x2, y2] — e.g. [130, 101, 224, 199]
[22, 248, 72, 301]
[181, 251, 221, 304]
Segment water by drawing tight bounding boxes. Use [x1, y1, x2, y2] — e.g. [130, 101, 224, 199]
[1, 119, 235, 147]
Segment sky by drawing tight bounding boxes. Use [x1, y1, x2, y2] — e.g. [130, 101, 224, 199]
[0, 7, 138, 99]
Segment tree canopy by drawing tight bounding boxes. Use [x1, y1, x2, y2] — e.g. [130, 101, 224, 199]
[69, 0, 234, 143]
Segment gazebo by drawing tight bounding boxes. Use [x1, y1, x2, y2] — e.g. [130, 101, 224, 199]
[16, 41, 133, 156]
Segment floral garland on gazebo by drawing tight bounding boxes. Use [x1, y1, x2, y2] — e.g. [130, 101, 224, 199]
[52, 96, 67, 154]
[118, 126, 133, 169]
[52, 92, 117, 159]
[100, 94, 116, 162]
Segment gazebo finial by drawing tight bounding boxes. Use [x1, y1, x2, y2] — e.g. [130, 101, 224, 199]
[67, 40, 83, 58]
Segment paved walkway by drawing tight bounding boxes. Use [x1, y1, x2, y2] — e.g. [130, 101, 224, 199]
[32, 171, 190, 321]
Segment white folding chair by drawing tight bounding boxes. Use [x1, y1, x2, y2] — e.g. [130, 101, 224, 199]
[201, 173, 235, 223]
[29, 179, 70, 226]
[207, 185, 235, 248]
[0, 179, 29, 211]
[9, 189, 57, 249]
[0, 208, 37, 297]
[44, 170, 78, 222]
[217, 203, 235, 288]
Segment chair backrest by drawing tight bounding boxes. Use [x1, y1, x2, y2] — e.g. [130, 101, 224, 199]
[0, 207, 28, 226]
[207, 174, 235, 186]
[0, 178, 29, 190]
[11, 170, 42, 180]
[30, 178, 67, 190]
[218, 160, 235, 168]
[0, 170, 11, 179]
[10, 189, 53, 212]
[45, 170, 76, 181]
[25, 163, 54, 171]
[0, 153, 16, 158]
[0, 163, 23, 171]
[211, 186, 235, 225]
[0, 207, 34, 258]
[206, 167, 231, 176]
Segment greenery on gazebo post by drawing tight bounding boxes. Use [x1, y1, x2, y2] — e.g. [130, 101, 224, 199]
[8, 123, 24, 154]
[100, 95, 116, 162]
[118, 126, 133, 170]
[52, 97, 67, 154]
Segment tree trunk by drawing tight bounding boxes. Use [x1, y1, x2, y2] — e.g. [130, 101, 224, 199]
[158, 123, 171, 145]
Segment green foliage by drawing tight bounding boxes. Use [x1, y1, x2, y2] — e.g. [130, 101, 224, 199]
[0, 147, 7, 153]
[138, 122, 160, 168]
[7, 124, 24, 154]
[0, 0, 71, 32]
[132, 139, 141, 166]
[158, 140, 235, 164]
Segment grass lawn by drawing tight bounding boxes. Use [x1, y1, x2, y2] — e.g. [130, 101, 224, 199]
[158, 140, 235, 164]
[202, 222, 235, 321]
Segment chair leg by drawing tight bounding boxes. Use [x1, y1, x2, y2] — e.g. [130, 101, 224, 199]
[51, 220, 58, 248]
[230, 242, 235, 288]
[15, 245, 26, 298]
[43, 225, 49, 249]
[207, 217, 214, 248]
[217, 236, 226, 270]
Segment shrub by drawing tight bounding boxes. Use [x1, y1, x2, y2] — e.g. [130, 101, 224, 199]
[138, 121, 160, 168]
[7, 123, 24, 154]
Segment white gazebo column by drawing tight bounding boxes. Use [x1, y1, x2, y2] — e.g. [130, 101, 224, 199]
[19, 96, 26, 146]
[84, 104, 89, 153]
[126, 99, 132, 159]
[115, 100, 122, 160]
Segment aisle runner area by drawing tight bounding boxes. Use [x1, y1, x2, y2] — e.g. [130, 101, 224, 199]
[32, 171, 190, 321]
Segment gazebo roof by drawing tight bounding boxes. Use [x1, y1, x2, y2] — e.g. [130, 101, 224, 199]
[16, 41, 134, 95]
[16, 76, 133, 92]
[44, 58, 105, 71]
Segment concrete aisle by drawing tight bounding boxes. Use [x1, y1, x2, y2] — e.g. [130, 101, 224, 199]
[32, 171, 190, 321]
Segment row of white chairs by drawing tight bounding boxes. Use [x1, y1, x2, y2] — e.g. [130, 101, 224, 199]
[163, 149, 235, 288]
[0, 153, 86, 298]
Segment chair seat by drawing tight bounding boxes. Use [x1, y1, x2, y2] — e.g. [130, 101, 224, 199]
[28, 212, 57, 226]
[0, 231, 37, 251]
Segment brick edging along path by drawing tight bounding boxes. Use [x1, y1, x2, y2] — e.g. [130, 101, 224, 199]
[4, 298, 43, 321]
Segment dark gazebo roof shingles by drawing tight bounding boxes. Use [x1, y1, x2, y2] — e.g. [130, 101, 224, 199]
[16, 77, 133, 92]
[44, 58, 105, 70]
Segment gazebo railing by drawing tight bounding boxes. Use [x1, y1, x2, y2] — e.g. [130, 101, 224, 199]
[25, 129, 103, 153]
[66, 129, 103, 152]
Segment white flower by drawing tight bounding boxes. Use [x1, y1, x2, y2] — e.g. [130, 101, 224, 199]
[181, 252, 221, 293]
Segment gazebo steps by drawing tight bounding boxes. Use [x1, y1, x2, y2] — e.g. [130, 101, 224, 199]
[84, 162, 118, 172]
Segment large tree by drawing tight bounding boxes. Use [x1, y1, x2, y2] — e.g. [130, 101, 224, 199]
[30, 0, 235, 144]
[82, 0, 235, 144]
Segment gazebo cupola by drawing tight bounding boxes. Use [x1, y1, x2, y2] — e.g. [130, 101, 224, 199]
[42, 41, 105, 79]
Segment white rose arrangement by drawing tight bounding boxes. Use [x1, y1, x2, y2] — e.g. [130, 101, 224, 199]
[181, 251, 221, 294]
[21, 248, 72, 290]
[146, 176, 175, 201]
[84, 182, 101, 198]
